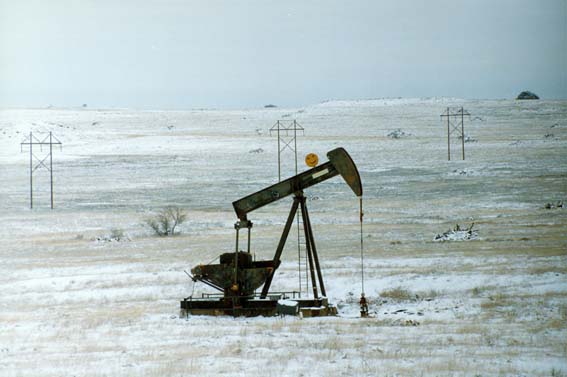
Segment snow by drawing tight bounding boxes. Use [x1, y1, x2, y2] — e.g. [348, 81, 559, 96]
[278, 299, 299, 307]
[0, 99, 566, 376]
[316, 97, 466, 107]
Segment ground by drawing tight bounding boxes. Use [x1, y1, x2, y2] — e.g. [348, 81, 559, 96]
[0, 98, 566, 376]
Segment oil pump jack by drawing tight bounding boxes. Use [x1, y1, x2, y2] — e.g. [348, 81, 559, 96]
[180, 147, 362, 317]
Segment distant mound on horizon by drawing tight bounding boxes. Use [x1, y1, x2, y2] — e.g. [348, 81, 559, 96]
[516, 91, 540, 100]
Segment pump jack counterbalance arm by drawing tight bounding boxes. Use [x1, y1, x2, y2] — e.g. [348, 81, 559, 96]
[232, 147, 363, 220]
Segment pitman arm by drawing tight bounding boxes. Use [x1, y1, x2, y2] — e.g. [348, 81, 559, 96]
[232, 147, 363, 221]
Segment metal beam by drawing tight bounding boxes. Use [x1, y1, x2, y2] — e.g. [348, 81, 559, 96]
[300, 198, 326, 297]
[260, 197, 300, 298]
[232, 147, 362, 220]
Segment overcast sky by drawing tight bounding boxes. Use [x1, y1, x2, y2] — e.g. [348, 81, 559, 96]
[0, 0, 565, 109]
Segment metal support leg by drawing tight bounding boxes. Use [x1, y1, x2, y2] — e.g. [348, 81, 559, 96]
[50, 131, 54, 209]
[461, 107, 465, 160]
[299, 196, 318, 298]
[247, 226, 251, 253]
[234, 228, 240, 290]
[29, 131, 33, 209]
[300, 197, 325, 298]
[260, 197, 300, 298]
[235, 227, 239, 252]
[446, 108, 451, 161]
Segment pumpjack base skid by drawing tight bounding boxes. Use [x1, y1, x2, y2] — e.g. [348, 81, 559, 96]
[180, 294, 337, 318]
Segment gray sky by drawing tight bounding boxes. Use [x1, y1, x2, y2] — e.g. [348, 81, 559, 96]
[1, 0, 565, 109]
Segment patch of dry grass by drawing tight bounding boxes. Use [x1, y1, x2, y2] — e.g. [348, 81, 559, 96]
[380, 287, 441, 301]
[380, 287, 415, 301]
[529, 265, 567, 275]
[480, 292, 512, 310]
[471, 285, 498, 297]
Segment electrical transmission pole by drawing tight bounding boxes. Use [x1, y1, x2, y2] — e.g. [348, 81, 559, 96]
[440, 107, 470, 160]
[269, 120, 306, 293]
[270, 120, 304, 181]
[20, 131, 63, 209]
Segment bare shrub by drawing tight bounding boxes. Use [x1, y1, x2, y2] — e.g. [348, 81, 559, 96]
[145, 206, 187, 236]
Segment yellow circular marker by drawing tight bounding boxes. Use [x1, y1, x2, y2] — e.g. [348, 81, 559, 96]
[305, 153, 319, 167]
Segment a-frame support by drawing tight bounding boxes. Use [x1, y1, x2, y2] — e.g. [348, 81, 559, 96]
[260, 192, 326, 299]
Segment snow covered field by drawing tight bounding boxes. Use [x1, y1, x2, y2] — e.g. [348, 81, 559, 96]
[0, 99, 566, 376]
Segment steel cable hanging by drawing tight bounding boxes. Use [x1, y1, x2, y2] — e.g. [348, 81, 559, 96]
[359, 197, 365, 295]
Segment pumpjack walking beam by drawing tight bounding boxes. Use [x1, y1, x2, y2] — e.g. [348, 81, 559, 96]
[232, 147, 363, 299]
[232, 148, 362, 221]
